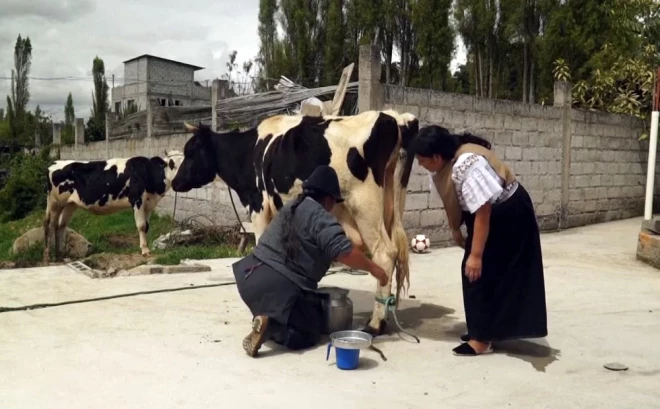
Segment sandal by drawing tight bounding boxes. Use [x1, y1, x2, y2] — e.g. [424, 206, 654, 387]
[242, 315, 269, 358]
[452, 342, 493, 356]
[460, 333, 470, 342]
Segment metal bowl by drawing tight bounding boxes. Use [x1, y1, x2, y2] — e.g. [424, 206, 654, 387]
[329, 330, 373, 350]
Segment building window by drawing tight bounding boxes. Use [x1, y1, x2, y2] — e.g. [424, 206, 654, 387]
[115, 102, 121, 113]
[127, 100, 135, 109]
[174, 100, 181, 106]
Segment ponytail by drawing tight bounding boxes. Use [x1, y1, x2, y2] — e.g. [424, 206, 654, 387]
[282, 188, 326, 264]
[458, 132, 491, 150]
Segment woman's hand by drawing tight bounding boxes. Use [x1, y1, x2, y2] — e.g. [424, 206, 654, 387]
[452, 229, 465, 248]
[465, 253, 482, 283]
[336, 247, 388, 286]
[370, 265, 389, 287]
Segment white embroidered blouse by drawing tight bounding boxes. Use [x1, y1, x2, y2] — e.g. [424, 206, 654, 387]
[429, 153, 518, 214]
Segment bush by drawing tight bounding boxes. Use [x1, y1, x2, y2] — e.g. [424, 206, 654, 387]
[0, 146, 51, 222]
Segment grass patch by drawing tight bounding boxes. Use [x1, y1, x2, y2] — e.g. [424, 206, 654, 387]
[1, 209, 245, 268]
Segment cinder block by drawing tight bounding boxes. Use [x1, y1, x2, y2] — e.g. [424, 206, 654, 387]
[512, 132, 529, 146]
[505, 146, 523, 161]
[420, 209, 445, 226]
[504, 115, 521, 131]
[522, 148, 539, 161]
[405, 193, 429, 211]
[403, 210, 421, 229]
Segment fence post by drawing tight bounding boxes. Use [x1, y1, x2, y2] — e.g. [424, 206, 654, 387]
[74, 118, 85, 149]
[105, 112, 110, 160]
[146, 100, 153, 139]
[212, 79, 219, 132]
[358, 44, 383, 113]
[52, 123, 62, 146]
[554, 81, 573, 229]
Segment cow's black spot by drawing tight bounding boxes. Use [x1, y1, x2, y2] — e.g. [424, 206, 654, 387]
[262, 116, 333, 198]
[273, 193, 283, 210]
[362, 112, 399, 187]
[169, 159, 175, 170]
[50, 156, 168, 211]
[398, 118, 419, 188]
[347, 147, 368, 181]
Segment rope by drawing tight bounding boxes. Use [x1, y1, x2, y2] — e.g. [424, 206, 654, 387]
[376, 295, 421, 344]
[165, 192, 178, 250]
[228, 187, 247, 236]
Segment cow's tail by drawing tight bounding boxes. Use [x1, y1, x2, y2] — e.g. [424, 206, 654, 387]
[381, 118, 410, 305]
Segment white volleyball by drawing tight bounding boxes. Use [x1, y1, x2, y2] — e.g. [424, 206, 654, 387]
[410, 234, 431, 253]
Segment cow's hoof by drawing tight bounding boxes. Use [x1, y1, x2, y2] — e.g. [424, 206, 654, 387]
[360, 318, 388, 337]
[142, 251, 152, 258]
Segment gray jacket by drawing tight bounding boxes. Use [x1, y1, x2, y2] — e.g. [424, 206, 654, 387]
[251, 196, 353, 291]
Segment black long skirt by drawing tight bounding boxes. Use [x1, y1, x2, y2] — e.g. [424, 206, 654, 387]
[232, 254, 326, 350]
[461, 183, 548, 342]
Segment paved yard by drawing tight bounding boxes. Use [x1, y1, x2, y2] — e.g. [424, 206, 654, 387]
[1, 218, 659, 409]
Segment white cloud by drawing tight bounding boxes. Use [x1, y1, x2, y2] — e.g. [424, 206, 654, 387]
[0, 0, 260, 122]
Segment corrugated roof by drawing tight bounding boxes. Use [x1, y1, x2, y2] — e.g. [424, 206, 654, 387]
[122, 54, 205, 71]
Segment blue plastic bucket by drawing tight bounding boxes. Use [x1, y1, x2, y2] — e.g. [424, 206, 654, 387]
[326, 343, 361, 370]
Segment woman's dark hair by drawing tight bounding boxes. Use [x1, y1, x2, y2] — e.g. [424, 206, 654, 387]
[281, 187, 328, 264]
[408, 125, 491, 160]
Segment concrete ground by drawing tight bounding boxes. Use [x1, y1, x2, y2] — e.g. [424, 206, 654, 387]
[1, 218, 659, 409]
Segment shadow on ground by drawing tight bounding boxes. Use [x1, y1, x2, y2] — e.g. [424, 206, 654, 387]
[349, 289, 561, 372]
[256, 288, 560, 372]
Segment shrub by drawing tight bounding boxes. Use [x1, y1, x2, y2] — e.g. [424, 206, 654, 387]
[0, 146, 51, 222]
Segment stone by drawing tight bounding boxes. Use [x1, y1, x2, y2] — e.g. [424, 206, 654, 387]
[152, 229, 192, 250]
[636, 230, 660, 270]
[12, 227, 92, 258]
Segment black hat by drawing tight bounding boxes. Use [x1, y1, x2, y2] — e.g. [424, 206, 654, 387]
[302, 165, 345, 203]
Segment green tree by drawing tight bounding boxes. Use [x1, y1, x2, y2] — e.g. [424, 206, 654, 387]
[5, 34, 32, 153]
[323, 0, 345, 85]
[86, 56, 109, 142]
[412, 0, 454, 90]
[257, 0, 278, 90]
[63, 93, 75, 144]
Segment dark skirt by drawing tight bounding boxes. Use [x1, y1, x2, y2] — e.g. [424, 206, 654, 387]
[232, 254, 326, 350]
[461, 183, 548, 342]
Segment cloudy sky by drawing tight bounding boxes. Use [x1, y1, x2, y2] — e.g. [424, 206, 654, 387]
[0, 0, 465, 123]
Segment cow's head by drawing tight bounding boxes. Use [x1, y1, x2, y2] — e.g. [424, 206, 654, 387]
[171, 122, 218, 192]
[163, 149, 185, 183]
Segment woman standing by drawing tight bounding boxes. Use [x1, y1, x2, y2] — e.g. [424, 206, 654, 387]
[409, 125, 547, 356]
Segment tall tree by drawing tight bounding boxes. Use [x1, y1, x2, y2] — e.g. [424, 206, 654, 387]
[412, 0, 455, 90]
[63, 93, 75, 144]
[257, 0, 278, 90]
[5, 34, 32, 153]
[323, 0, 345, 85]
[86, 56, 109, 142]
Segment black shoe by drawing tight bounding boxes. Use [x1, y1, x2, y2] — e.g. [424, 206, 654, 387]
[460, 333, 470, 342]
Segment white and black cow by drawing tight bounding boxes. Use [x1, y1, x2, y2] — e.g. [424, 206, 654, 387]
[43, 150, 184, 263]
[171, 109, 419, 334]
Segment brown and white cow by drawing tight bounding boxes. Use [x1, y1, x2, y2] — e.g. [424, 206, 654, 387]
[43, 150, 184, 263]
[171, 109, 419, 335]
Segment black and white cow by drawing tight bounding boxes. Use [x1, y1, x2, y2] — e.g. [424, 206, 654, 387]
[171, 109, 419, 334]
[43, 150, 184, 263]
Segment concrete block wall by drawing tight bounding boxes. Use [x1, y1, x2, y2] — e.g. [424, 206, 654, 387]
[567, 110, 647, 227]
[382, 83, 653, 246]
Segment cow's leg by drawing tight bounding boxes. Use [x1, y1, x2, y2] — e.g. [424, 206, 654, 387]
[134, 206, 152, 256]
[345, 192, 398, 336]
[55, 203, 77, 261]
[43, 198, 60, 263]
